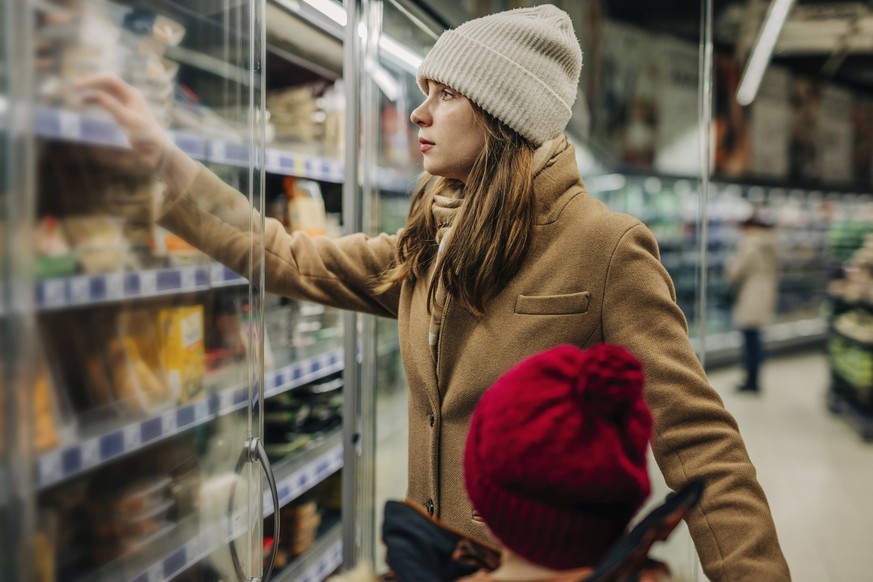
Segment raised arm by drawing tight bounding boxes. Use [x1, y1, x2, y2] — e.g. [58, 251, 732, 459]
[76, 74, 199, 196]
[77, 75, 401, 318]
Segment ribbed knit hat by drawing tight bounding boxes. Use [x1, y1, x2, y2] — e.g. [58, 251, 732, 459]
[464, 344, 652, 571]
[417, 5, 582, 147]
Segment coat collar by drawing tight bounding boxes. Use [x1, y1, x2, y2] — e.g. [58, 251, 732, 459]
[531, 135, 585, 225]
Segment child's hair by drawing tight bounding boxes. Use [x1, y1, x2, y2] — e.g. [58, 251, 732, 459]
[376, 105, 536, 316]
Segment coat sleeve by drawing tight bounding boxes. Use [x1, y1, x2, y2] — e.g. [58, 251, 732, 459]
[601, 223, 790, 581]
[157, 163, 402, 318]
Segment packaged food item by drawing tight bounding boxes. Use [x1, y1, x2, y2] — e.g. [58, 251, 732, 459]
[279, 501, 321, 557]
[32, 344, 76, 452]
[111, 475, 172, 515]
[157, 305, 206, 404]
[111, 336, 172, 413]
[34, 216, 77, 279]
[284, 177, 327, 237]
[122, 10, 187, 46]
[62, 215, 130, 274]
[33, 367, 60, 452]
[110, 310, 176, 414]
[267, 84, 320, 143]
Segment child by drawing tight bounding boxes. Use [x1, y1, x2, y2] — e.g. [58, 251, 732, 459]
[333, 343, 698, 581]
[459, 343, 652, 579]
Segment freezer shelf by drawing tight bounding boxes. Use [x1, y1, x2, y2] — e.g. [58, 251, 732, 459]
[264, 430, 344, 518]
[12, 105, 417, 190]
[31, 264, 245, 312]
[19, 105, 345, 182]
[38, 347, 344, 489]
[76, 432, 344, 582]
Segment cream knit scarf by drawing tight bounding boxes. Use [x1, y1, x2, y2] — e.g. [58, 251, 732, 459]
[424, 137, 560, 363]
[427, 192, 463, 362]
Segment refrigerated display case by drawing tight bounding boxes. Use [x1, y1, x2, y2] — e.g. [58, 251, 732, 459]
[0, 0, 357, 580]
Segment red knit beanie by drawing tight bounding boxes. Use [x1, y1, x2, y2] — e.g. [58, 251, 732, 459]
[463, 343, 653, 571]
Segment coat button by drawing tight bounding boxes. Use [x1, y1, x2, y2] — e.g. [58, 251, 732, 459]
[428, 412, 435, 427]
[425, 499, 434, 516]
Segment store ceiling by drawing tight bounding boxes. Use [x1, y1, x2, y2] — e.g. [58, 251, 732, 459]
[606, 0, 873, 93]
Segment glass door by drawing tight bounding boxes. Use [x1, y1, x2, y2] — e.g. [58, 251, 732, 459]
[2, 0, 38, 580]
[2, 0, 271, 580]
[355, 0, 440, 570]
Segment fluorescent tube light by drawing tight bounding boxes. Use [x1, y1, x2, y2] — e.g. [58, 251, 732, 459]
[367, 62, 401, 101]
[736, 0, 795, 106]
[301, 0, 346, 26]
[379, 35, 423, 71]
[284, 0, 424, 73]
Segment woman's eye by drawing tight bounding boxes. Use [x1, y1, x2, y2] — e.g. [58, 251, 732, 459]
[440, 89, 454, 100]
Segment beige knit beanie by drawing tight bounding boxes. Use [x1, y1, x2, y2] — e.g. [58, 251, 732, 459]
[417, 4, 582, 147]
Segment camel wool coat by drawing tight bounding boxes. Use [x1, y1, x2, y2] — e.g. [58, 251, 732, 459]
[158, 138, 790, 581]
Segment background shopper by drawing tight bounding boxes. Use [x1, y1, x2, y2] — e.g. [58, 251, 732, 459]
[726, 216, 779, 393]
[78, 5, 789, 580]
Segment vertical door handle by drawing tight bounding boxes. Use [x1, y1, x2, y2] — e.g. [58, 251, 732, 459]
[229, 437, 281, 581]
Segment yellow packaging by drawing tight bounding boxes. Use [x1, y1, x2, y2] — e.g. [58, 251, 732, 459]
[158, 306, 205, 404]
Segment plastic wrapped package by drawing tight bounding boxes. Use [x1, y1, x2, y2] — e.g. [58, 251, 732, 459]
[279, 501, 321, 557]
[34, 216, 77, 279]
[267, 84, 320, 143]
[89, 475, 176, 563]
[92, 498, 174, 538]
[62, 215, 130, 274]
[35, 2, 126, 107]
[156, 305, 206, 404]
[125, 45, 178, 127]
[286, 178, 327, 237]
[121, 9, 187, 46]
[109, 310, 178, 414]
[31, 344, 77, 453]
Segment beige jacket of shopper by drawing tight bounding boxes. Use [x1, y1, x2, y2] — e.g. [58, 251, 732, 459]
[725, 228, 779, 329]
[158, 138, 790, 581]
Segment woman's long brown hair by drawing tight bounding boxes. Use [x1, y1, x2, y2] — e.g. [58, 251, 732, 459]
[375, 105, 537, 317]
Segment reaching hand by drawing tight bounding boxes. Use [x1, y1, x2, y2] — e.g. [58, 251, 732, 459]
[75, 74, 172, 171]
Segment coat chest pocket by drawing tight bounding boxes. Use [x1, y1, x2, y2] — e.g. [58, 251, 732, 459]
[514, 291, 590, 315]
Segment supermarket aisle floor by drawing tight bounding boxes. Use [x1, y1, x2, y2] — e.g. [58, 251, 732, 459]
[649, 349, 873, 581]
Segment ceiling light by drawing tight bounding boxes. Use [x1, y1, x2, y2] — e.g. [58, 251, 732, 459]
[301, 0, 346, 26]
[378, 35, 423, 72]
[736, 0, 795, 106]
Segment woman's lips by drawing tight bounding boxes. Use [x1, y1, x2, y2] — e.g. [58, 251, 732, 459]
[419, 138, 434, 153]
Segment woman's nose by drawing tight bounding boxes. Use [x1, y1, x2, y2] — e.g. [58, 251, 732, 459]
[410, 103, 429, 126]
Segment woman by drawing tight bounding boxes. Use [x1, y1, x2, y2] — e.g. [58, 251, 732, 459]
[78, 5, 789, 580]
[726, 217, 779, 393]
